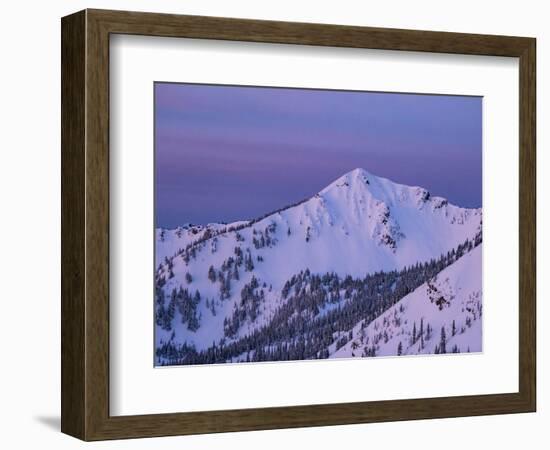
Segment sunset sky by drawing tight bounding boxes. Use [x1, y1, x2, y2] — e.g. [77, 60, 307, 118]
[155, 83, 482, 227]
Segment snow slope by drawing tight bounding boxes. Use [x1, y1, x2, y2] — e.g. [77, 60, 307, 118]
[330, 245, 482, 358]
[156, 168, 482, 352]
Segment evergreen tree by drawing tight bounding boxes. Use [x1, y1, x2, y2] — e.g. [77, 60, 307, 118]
[397, 341, 403, 356]
[168, 289, 177, 320]
[210, 298, 216, 316]
[420, 318, 424, 349]
[208, 265, 216, 283]
[439, 326, 447, 354]
[426, 323, 432, 341]
[245, 252, 254, 271]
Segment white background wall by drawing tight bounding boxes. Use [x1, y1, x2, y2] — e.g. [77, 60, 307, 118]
[0, 1, 546, 448]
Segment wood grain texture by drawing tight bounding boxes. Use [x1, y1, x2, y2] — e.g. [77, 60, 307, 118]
[518, 39, 536, 410]
[61, 10, 86, 439]
[89, 8, 532, 56]
[61, 9, 537, 441]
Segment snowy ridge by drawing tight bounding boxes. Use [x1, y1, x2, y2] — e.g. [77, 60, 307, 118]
[330, 245, 482, 358]
[156, 221, 249, 262]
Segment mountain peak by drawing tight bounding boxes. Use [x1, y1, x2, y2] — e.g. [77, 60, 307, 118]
[319, 167, 373, 194]
[348, 167, 371, 177]
[318, 168, 438, 211]
[338, 167, 372, 182]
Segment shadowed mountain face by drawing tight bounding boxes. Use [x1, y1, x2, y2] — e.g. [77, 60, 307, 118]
[154, 169, 482, 365]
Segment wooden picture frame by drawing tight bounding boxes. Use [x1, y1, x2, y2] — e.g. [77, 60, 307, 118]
[61, 9, 536, 441]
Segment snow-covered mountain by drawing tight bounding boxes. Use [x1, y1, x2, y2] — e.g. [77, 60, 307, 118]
[155, 168, 482, 364]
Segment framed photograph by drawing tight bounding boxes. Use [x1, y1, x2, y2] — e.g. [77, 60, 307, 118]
[61, 9, 536, 440]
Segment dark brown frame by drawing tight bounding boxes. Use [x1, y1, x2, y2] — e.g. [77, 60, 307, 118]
[61, 9, 536, 441]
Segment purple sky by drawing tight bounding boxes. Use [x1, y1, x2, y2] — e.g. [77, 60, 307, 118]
[155, 83, 481, 227]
